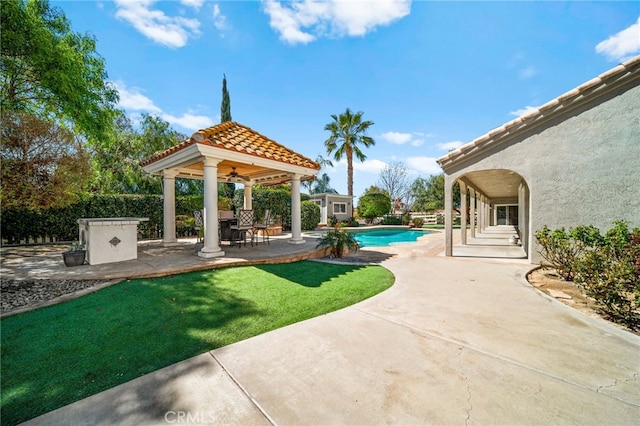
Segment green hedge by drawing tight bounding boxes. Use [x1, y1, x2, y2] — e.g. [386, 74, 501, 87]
[1, 194, 204, 244]
[301, 201, 320, 231]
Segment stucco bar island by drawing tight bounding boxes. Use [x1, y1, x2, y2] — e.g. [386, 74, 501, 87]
[78, 218, 148, 265]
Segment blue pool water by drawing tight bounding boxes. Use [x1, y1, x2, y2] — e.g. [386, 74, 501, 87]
[352, 229, 430, 248]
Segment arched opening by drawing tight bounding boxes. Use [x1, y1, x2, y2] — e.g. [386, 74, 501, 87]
[445, 169, 530, 260]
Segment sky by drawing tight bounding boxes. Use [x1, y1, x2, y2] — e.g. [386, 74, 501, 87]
[53, 0, 640, 200]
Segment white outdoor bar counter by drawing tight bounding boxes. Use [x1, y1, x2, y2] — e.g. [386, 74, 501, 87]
[78, 218, 148, 265]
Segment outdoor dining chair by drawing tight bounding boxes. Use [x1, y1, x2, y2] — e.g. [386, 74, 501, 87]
[253, 209, 271, 245]
[230, 209, 254, 248]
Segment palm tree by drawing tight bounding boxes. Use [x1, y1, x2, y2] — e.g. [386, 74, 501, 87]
[311, 173, 337, 194]
[324, 108, 375, 197]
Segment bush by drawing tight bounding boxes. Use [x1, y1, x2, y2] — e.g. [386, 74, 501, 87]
[316, 228, 359, 258]
[535, 221, 640, 330]
[341, 217, 359, 227]
[412, 217, 424, 228]
[327, 215, 338, 227]
[301, 201, 321, 231]
[380, 215, 402, 225]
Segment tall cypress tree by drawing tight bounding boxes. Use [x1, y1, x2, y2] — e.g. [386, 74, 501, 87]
[221, 74, 231, 123]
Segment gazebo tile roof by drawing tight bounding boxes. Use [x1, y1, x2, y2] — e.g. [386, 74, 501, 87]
[141, 121, 320, 170]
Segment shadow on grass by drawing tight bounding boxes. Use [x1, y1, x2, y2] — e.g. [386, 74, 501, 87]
[1, 273, 260, 425]
[255, 261, 367, 287]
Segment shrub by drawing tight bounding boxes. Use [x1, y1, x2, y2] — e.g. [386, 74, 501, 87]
[341, 217, 359, 227]
[380, 215, 402, 225]
[316, 228, 359, 258]
[301, 201, 321, 231]
[535, 221, 640, 330]
[412, 217, 424, 228]
[327, 215, 338, 227]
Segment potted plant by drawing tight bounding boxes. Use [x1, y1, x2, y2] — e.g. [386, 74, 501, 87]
[62, 241, 86, 267]
[316, 228, 359, 258]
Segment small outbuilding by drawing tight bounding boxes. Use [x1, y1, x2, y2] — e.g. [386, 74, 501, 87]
[437, 55, 640, 263]
[309, 193, 354, 225]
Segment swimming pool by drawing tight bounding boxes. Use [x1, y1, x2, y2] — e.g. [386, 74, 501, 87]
[352, 228, 431, 248]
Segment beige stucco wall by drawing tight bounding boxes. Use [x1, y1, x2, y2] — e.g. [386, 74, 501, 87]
[444, 81, 640, 263]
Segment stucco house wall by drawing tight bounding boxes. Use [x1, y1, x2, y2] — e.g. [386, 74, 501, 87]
[442, 74, 640, 263]
[309, 193, 353, 224]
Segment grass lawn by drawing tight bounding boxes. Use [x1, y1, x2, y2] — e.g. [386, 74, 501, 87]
[1, 261, 394, 425]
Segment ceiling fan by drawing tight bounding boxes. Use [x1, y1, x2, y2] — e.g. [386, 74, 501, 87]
[226, 167, 250, 182]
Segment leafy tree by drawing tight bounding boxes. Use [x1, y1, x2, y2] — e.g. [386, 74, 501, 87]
[377, 161, 410, 212]
[410, 174, 460, 212]
[1, 0, 118, 141]
[221, 74, 231, 123]
[357, 192, 391, 224]
[324, 108, 375, 197]
[0, 112, 90, 209]
[89, 113, 187, 194]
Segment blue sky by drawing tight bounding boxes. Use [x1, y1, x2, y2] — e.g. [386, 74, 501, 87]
[54, 0, 639, 198]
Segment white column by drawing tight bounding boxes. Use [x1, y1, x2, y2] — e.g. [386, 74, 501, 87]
[444, 175, 453, 257]
[162, 170, 177, 245]
[289, 174, 305, 244]
[199, 157, 224, 258]
[243, 184, 253, 210]
[459, 181, 467, 245]
[469, 187, 476, 238]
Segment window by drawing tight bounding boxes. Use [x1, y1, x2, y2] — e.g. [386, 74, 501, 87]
[333, 202, 347, 214]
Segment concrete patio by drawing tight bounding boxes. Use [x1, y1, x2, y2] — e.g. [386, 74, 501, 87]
[18, 230, 639, 425]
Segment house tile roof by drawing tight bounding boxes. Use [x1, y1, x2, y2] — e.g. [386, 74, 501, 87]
[437, 55, 640, 168]
[141, 121, 321, 170]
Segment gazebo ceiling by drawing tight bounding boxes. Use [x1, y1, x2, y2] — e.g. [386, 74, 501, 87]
[141, 122, 321, 185]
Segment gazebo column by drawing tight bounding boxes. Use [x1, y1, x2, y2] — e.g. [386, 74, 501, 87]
[199, 157, 224, 258]
[444, 174, 453, 257]
[289, 174, 305, 245]
[162, 170, 178, 245]
[469, 188, 476, 238]
[243, 184, 253, 210]
[459, 181, 467, 245]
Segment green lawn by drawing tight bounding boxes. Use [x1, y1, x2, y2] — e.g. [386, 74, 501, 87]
[1, 261, 394, 425]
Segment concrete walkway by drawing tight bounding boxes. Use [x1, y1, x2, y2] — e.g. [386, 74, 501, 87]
[18, 233, 640, 425]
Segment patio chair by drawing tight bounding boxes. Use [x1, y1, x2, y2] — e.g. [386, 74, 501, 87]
[193, 209, 204, 243]
[230, 209, 254, 248]
[253, 209, 271, 245]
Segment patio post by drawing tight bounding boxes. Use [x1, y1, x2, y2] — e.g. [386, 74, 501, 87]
[479, 195, 485, 232]
[444, 175, 453, 257]
[289, 173, 305, 244]
[199, 157, 225, 258]
[162, 170, 178, 245]
[459, 181, 467, 245]
[244, 184, 253, 210]
[469, 187, 476, 238]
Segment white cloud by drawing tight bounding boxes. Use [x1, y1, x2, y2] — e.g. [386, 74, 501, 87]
[161, 112, 211, 130]
[596, 17, 640, 61]
[354, 158, 387, 174]
[406, 156, 442, 175]
[114, 81, 211, 131]
[437, 141, 464, 151]
[212, 4, 228, 30]
[518, 66, 537, 79]
[510, 106, 539, 117]
[262, 0, 411, 45]
[380, 131, 426, 147]
[115, 0, 201, 48]
[114, 81, 162, 112]
[181, 0, 203, 9]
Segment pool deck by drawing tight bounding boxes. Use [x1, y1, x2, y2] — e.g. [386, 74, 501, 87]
[15, 228, 640, 426]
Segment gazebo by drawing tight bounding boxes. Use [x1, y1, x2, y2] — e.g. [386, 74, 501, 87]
[141, 121, 321, 258]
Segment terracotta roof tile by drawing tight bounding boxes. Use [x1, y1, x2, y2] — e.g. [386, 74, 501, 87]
[141, 122, 321, 170]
